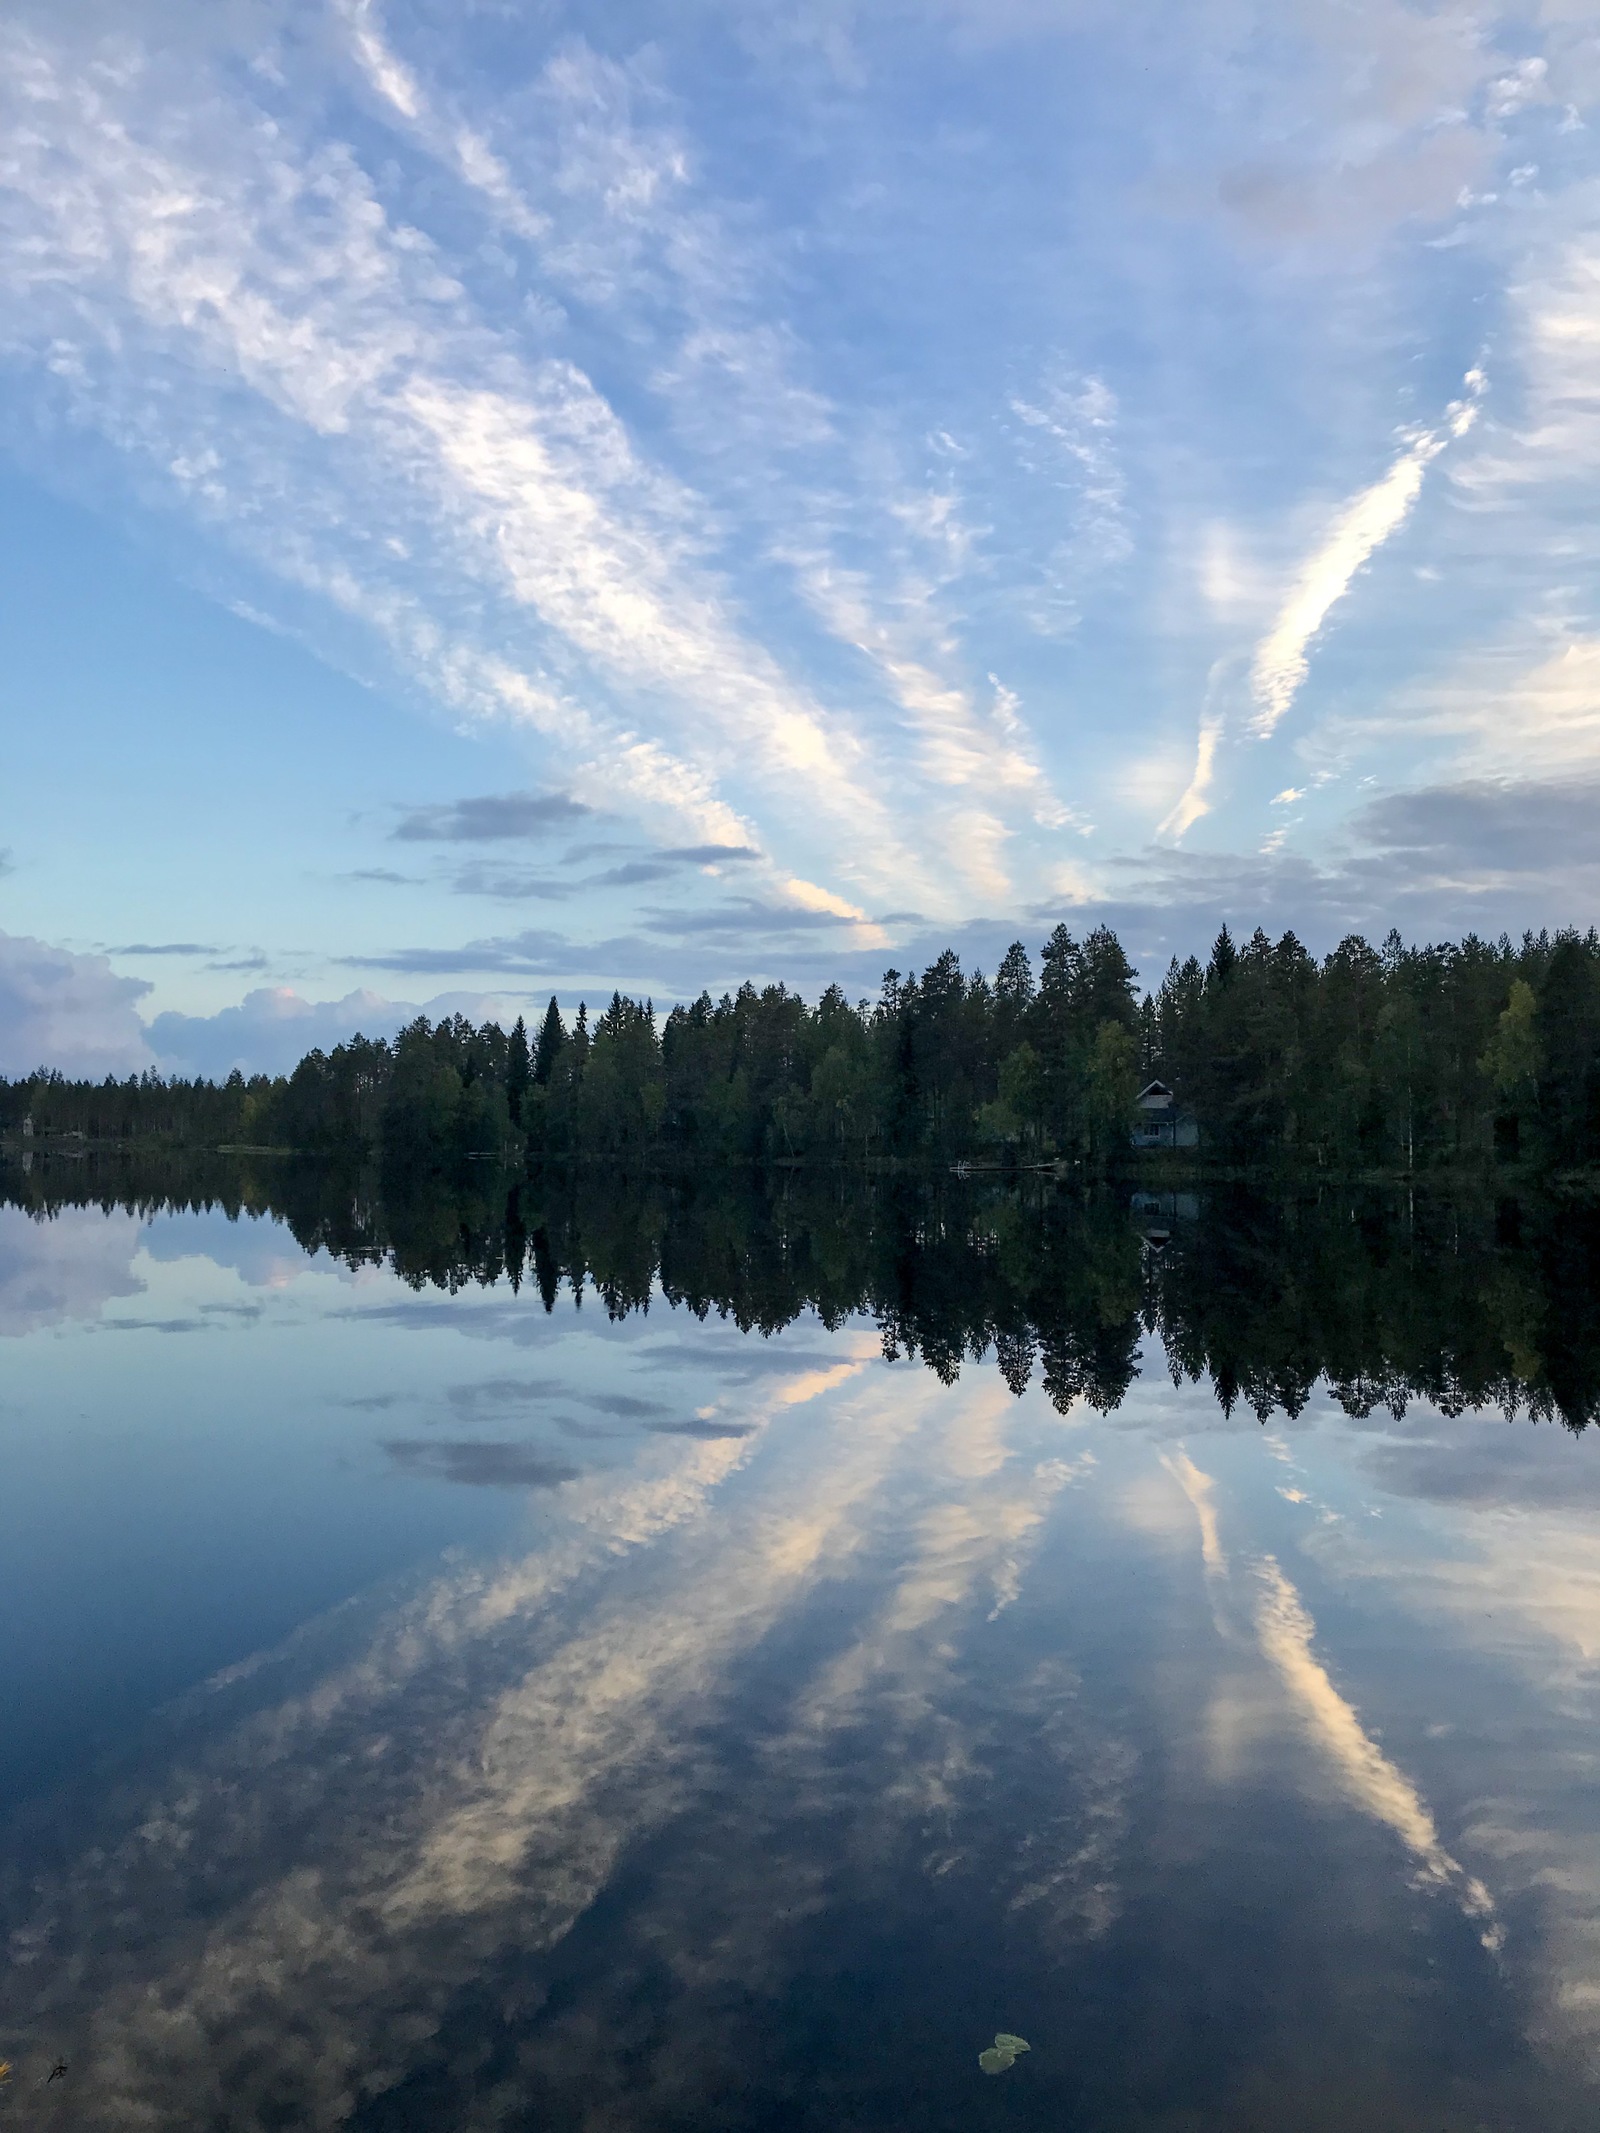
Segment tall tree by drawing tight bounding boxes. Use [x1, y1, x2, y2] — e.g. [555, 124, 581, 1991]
[534, 997, 566, 1086]
[506, 1015, 531, 1125]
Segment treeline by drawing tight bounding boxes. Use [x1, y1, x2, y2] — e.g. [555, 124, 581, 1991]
[9, 1158, 1600, 1428]
[7, 920, 1600, 1171]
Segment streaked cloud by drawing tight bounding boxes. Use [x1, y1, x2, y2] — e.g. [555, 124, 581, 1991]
[1254, 1555, 1499, 1945]
[1161, 1448, 1226, 1575]
[2, 0, 1600, 1019]
[1249, 371, 1485, 740]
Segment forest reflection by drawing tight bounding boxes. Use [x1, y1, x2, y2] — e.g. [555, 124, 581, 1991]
[8, 1153, 1600, 1431]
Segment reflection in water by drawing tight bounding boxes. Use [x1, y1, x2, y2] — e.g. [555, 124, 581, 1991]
[2, 1159, 1600, 2126]
[0, 1201, 142, 1335]
[9, 1153, 1600, 1426]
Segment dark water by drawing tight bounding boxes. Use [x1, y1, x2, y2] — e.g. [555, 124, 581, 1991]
[3, 1158, 1600, 2129]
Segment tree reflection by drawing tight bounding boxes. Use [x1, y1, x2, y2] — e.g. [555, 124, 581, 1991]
[7, 1154, 1600, 1429]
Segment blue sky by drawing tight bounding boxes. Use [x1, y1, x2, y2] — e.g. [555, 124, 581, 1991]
[3, 0, 1600, 1073]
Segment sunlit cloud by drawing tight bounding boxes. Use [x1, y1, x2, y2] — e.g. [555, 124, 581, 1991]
[1161, 1448, 1226, 1575]
[3, 0, 1600, 1003]
[1254, 1556, 1500, 1945]
[1248, 371, 1486, 740]
[1157, 662, 1231, 844]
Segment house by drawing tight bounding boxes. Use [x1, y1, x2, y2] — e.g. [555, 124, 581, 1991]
[1130, 1080, 1198, 1151]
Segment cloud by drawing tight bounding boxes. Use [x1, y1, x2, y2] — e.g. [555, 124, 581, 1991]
[447, 842, 762, 904]
[1157, 661, 1230, 844]
[1413, 637, 1600, 782]
[1008, 364, 1132, 627]
[659, 844, 760, 865]
[1160, 1443, 1501, 1947]
[1348, 776, 1600, 885]
[392, 792, 593, 842]
[0, 929, 155, 1078]
[1249, 372, 1487, 740]
[448, 864, 575, 902]
[638, 896, 863, 938]
[645, 1417, 757, 1439]
[342, 933, 579, 979]
[147, 985, 408, 1077]
[0, 1201, 144, 1335]
[333, 0, 548, 242]
[382, 1439, 583, 1488]
[145, 983, 536, 1077]
[448, 1378, 670, 1421]
[1254, 1556, 1500, 1945]
[0, 0, 1593, 964]
[108, 941, 220, 957]
[1161, 1449, 1226, 1574]
[0, 23, 925, 914]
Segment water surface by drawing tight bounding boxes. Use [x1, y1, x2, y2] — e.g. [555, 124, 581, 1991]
[3, 1162, 1598, 2130]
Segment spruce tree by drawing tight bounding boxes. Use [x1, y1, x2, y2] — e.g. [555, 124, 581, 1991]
[506, 1015, 531, 1124]
[534, 996, 566, 1085]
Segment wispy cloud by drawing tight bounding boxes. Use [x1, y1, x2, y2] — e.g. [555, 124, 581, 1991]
[334, 0, 547, 239]
[1161, 1444, 1501, 1947]
[1254, 1556, 1501, 1946]
[4, 0, 1600, 996]
[1249, 371, 1487, 740]
[0, 23, 937, 917]
[1157, 660, 1231, 844]
[1161, 1449, 1226, 1575]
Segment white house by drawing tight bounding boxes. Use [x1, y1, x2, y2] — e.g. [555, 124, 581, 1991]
[1130, 1080, 1198, 1151]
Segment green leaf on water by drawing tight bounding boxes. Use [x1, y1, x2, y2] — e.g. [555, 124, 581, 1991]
[993, 2033, 1030, 2054]
[978, 2047, 1015, 2075]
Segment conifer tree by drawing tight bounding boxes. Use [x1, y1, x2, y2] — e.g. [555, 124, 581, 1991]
[506, 1016, 531, 1124]
[534, 997, 566, 1086]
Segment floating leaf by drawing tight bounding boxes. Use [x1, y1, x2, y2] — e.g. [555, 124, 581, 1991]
[994, 2033, 1030, 2054]
[978, 2047, 1015, 2075]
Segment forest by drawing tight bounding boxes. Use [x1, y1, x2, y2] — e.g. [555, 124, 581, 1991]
[5, 919, 1600, 1173]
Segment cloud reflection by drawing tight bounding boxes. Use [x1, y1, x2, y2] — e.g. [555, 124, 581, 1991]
[0, 1335, 1145, 2125]
[1253, 1556, 1500, 1948]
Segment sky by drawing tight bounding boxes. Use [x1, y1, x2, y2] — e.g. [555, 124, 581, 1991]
[3, 0, 1600, 1074]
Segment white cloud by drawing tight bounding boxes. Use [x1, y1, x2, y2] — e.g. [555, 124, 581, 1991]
[334, 0, 547, 238]
[1161, 1448, 1226, 1574]
[1010, 366, 1131, 593]
[0, 1202, 143, 1335]
[1159, 1446, 1500, 1947]
[0, 929, 155, 1078]
[1249, 371, 1486, 740]
[146, 983, 541, 1078]
[1157, 660, 1231, 843]
[1, 0, 1597, 952]
[0, 23, 938, 917]
[1254, 1555, 1500, 1944]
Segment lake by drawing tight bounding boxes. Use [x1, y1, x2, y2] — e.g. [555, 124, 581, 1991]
[3, 1158, 1599, 2129]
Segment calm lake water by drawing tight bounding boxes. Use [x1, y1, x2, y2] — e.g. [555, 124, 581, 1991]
[3, 1161, 1600, 2129]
